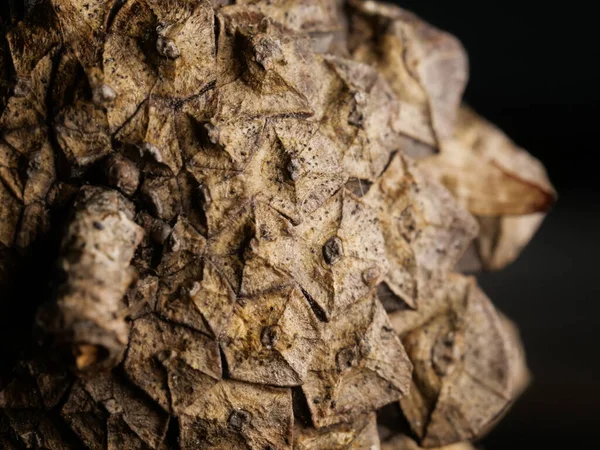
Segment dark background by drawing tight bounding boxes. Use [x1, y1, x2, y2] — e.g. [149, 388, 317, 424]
[396, 0, 599, 447]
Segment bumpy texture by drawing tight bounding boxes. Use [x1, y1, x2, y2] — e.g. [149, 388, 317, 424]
[0, 1, 554, 449]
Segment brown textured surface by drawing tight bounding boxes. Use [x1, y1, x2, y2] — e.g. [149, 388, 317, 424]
[0, 1, 554, 449]
[380, 434, 474, 450]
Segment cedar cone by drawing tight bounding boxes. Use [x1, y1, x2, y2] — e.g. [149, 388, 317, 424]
[0, 1, 555, 449]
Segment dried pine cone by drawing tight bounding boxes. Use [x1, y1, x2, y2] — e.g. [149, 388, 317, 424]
[0, 1, 554, 449]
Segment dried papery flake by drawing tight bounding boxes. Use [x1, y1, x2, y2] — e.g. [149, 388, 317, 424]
[500, 313, 531, 395]
[0, 179, 21, 247]
[204, 201, 256, 292]
[387, 283, 455, 341]
[0, 360, 70, 411]
[146, 0, 217, 99]
[380, 434, 474, 450]
[54, 100, 112, 167]
[0, 24, 9, 114]
[252, 191, 389, 320]
[397, 275, 530, 447]
[42, 187, 144, 373]
[302, 292, 412, 428]
[221, 281, 322, 386]
[347, 0, 468, 145]
[60, 381, 108, 450]
[294, 413, 380, 450]
[124, 314, 222, 413]
[237, 0, 344, 39]
[156, 262, 209, 335]
[365, 153, 478, 310]
[102, 6, 158, 131]
[179, 380, 293, 450]
[184, 259, 237, 337]
[61, 373, 169, 450]
[125, 274, 159, 320]
[2, 408, 72, 450]
[419, 107, 556, 270]
[2, 9, 60, 127]
[0, 127, 56, 206]
[0, 372, 43, 411]
[320, 56, 408, 181]
[105, 154, 140, 197]
[140, 176, 183, 223]
[458, 213, 547, 272]
[188, 117, 348, 230]
[157, 216, 206, 276]
[117, 99, 184, 176]
[421, 107, 555, 217]
[212, 14, 314, 121]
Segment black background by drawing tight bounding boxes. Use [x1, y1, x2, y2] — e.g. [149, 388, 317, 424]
[395, 0, 599, 447]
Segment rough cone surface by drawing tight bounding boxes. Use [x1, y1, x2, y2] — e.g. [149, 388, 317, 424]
[0, 1, 554, 449]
